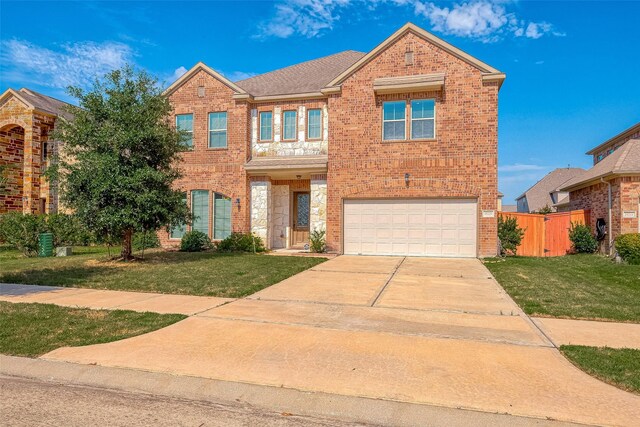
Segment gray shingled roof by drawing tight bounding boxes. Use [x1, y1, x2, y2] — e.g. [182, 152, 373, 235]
[235, 50, 365, 97]
[18, 88, 74, 120]
[560, 139, 640, 191]
[516, 168, 586, 212]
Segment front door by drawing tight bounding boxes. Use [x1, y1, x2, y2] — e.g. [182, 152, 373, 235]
[292, 192, 310, 247]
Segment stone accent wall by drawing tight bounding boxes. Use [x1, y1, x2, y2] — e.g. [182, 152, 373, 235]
[0, 95, 57, 214]
[250, 178, 271, 247]
[271, 184, 290, 248]
[326, 31, 499, 256]
[310, 174, 327, 233]
[251, 102, 328, 157]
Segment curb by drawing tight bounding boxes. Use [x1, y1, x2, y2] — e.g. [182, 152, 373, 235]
[1, 355, 584, 427]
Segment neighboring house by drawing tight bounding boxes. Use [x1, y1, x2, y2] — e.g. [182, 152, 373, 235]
[516, 168, 585, 213]
[0, 88, 72, 214]
[560, 123, 640, 253]
[161, 23, 505, 257]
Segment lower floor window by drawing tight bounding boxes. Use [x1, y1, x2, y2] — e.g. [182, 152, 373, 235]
[170, 192, 187, 239]
[213, 193, 232, 239]
[191, 190, 210, 235]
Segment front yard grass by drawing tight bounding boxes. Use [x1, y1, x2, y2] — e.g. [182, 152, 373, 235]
[561, 345, 640, 394]
[0, 245, 326, 298]
[484, 254, 640, 322]
[0, 302, 186, 357]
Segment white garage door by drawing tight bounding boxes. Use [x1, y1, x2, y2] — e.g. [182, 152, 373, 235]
[343, 199, 477, 257]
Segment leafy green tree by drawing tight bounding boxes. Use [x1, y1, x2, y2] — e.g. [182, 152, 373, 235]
[50, 66, 189, 259]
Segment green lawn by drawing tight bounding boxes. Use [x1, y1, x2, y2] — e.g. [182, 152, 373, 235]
[0, 302, 186, 357]
[561, 345, 640, 394]
[484, 254, 640, 322]
[0, 245, 326, 298]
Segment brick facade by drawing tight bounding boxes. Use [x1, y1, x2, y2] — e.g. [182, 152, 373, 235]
[0, 95, 57, 214]
[162, 27, 501, 257]
[569, 176, 640, 252]
[326, 31, 499, 256]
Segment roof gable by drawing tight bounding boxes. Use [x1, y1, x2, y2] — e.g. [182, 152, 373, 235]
[561, 140, 640, 191]
[517, 168, 586, 211]
[0, 88, 73, 119]
[325, 22, 504, 88]
[164, 62, 248, 97]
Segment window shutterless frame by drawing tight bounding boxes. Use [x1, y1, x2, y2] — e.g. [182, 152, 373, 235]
[176, 114, 193, 148]
[307, 109, 322, 140]
[382, 101, 406, 141]
[259, 111, 273, 142]
[208, 112, 227, 148]
[410, 99, 436, 140]
[282, 110, 297, 141]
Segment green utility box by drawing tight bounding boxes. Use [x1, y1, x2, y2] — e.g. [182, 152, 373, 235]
[38, 233, 54, 257]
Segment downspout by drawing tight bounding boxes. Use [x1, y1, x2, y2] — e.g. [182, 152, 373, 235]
[601, 177, 613, 255]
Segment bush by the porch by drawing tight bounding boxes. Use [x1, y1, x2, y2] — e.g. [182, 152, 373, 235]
[569, 223, 597, 254]
[179, 231, 212, 252]
[216, 232, 265, 253]
[616, 233, 640, 265]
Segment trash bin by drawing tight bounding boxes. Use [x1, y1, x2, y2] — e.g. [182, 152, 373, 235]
[38, 233, 54, 257]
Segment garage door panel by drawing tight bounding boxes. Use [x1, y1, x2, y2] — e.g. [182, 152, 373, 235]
[344, 199, 477, 257]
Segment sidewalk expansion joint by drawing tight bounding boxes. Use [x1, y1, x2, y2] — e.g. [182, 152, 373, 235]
[369, 257, 406, 307]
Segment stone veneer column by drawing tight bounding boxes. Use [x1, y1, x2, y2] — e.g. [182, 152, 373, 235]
[271, 185, 290, 249]
[310, 174, 327, 234]
[250, 178, 272, 248]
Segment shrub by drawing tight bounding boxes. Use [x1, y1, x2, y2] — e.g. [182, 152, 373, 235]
[0, 212, 47, 256]
[536, 205, 554, 215]
[217, 232, 265, 253]
[132, 231, 160, 251]
[46, 213, 94, 247]
[569, 222, 598, 254]
[616, 233, 640, 265]
[497, 215, 525, 256]
[179, 230, 212, 252]
[310, 228, 326, 253]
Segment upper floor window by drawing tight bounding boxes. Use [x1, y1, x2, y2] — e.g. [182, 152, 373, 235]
[209, 112, 227, 148]
[176, 114, 193, 148]
[259, 111, 272, 142]
[382, 101, 406, 141]
[307, 109, 322, 140]
[411, 100, 435, 139]
[597, 154, 604, 162]
[283, 110, 297, 141]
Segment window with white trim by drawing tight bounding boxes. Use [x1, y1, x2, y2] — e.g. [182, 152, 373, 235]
[259, 111, 272, 141]
[411, 99, 435, 139]
[307, 109, 321, 140]
[382, 101, 406, 141]
[176, 114, 193, 148]
[283, 110, 297, 140]
[213, 193, 232, 239]
[170, 192, 187, 239]
[208, 112, 227, 148]
[191, 190, 209, 235]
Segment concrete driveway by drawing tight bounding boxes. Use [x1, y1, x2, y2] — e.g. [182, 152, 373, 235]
[43, 256, 640, 426]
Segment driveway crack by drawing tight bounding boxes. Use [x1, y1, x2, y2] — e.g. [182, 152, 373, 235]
[368, 257, 405, 307]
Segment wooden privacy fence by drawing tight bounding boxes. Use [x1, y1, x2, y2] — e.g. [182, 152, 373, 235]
[500, 210, 591, 257]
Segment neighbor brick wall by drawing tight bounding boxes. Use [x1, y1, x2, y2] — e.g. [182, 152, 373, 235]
[620, 177, 640, 234]
[159, 70, 251, 247]
[0, 96, 57, 214]
[592, 129, 640, 164]
[326, 31, 499, 256]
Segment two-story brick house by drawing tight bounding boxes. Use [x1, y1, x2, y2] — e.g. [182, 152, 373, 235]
[560, 122, 640, 253]
[161, 23, 505, 257]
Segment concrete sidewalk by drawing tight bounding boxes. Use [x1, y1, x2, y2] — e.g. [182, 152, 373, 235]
[0, 283, 232, 315]
[533, 317, 640, 349]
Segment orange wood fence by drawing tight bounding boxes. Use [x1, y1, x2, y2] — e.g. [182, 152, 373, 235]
[500, 210, 591, 257]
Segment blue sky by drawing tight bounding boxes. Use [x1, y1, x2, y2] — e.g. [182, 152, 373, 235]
[2, 1, 639, 203]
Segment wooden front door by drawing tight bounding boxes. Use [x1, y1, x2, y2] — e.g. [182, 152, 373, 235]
[292, 192, 310, 246]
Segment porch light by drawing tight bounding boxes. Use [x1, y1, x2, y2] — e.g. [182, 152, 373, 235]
[235, 198, 241, 209]
[296, 175, 302, 180]
[405, 173, 410, 186]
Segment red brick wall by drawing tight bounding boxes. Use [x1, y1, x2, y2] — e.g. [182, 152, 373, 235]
[620, 177, 640, 234]
[159, 70, 251, 247]
[326, 31, 499, 256]
[0, 125, 25, 212]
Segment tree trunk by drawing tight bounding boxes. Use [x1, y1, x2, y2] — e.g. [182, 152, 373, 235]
[121, 228, 134, 260]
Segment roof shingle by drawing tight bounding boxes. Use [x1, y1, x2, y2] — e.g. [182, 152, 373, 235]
[517, 168, 586, 212]
[235, 50, 365, 97]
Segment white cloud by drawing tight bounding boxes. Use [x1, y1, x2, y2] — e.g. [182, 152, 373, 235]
[499, 163, 547, 172]
[257, 0, 563, 42]
[1, 39, 134, 89]
[172, 66, 188, 80]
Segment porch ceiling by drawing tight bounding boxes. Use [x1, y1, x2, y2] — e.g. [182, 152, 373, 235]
[244, 155, 327, 179]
